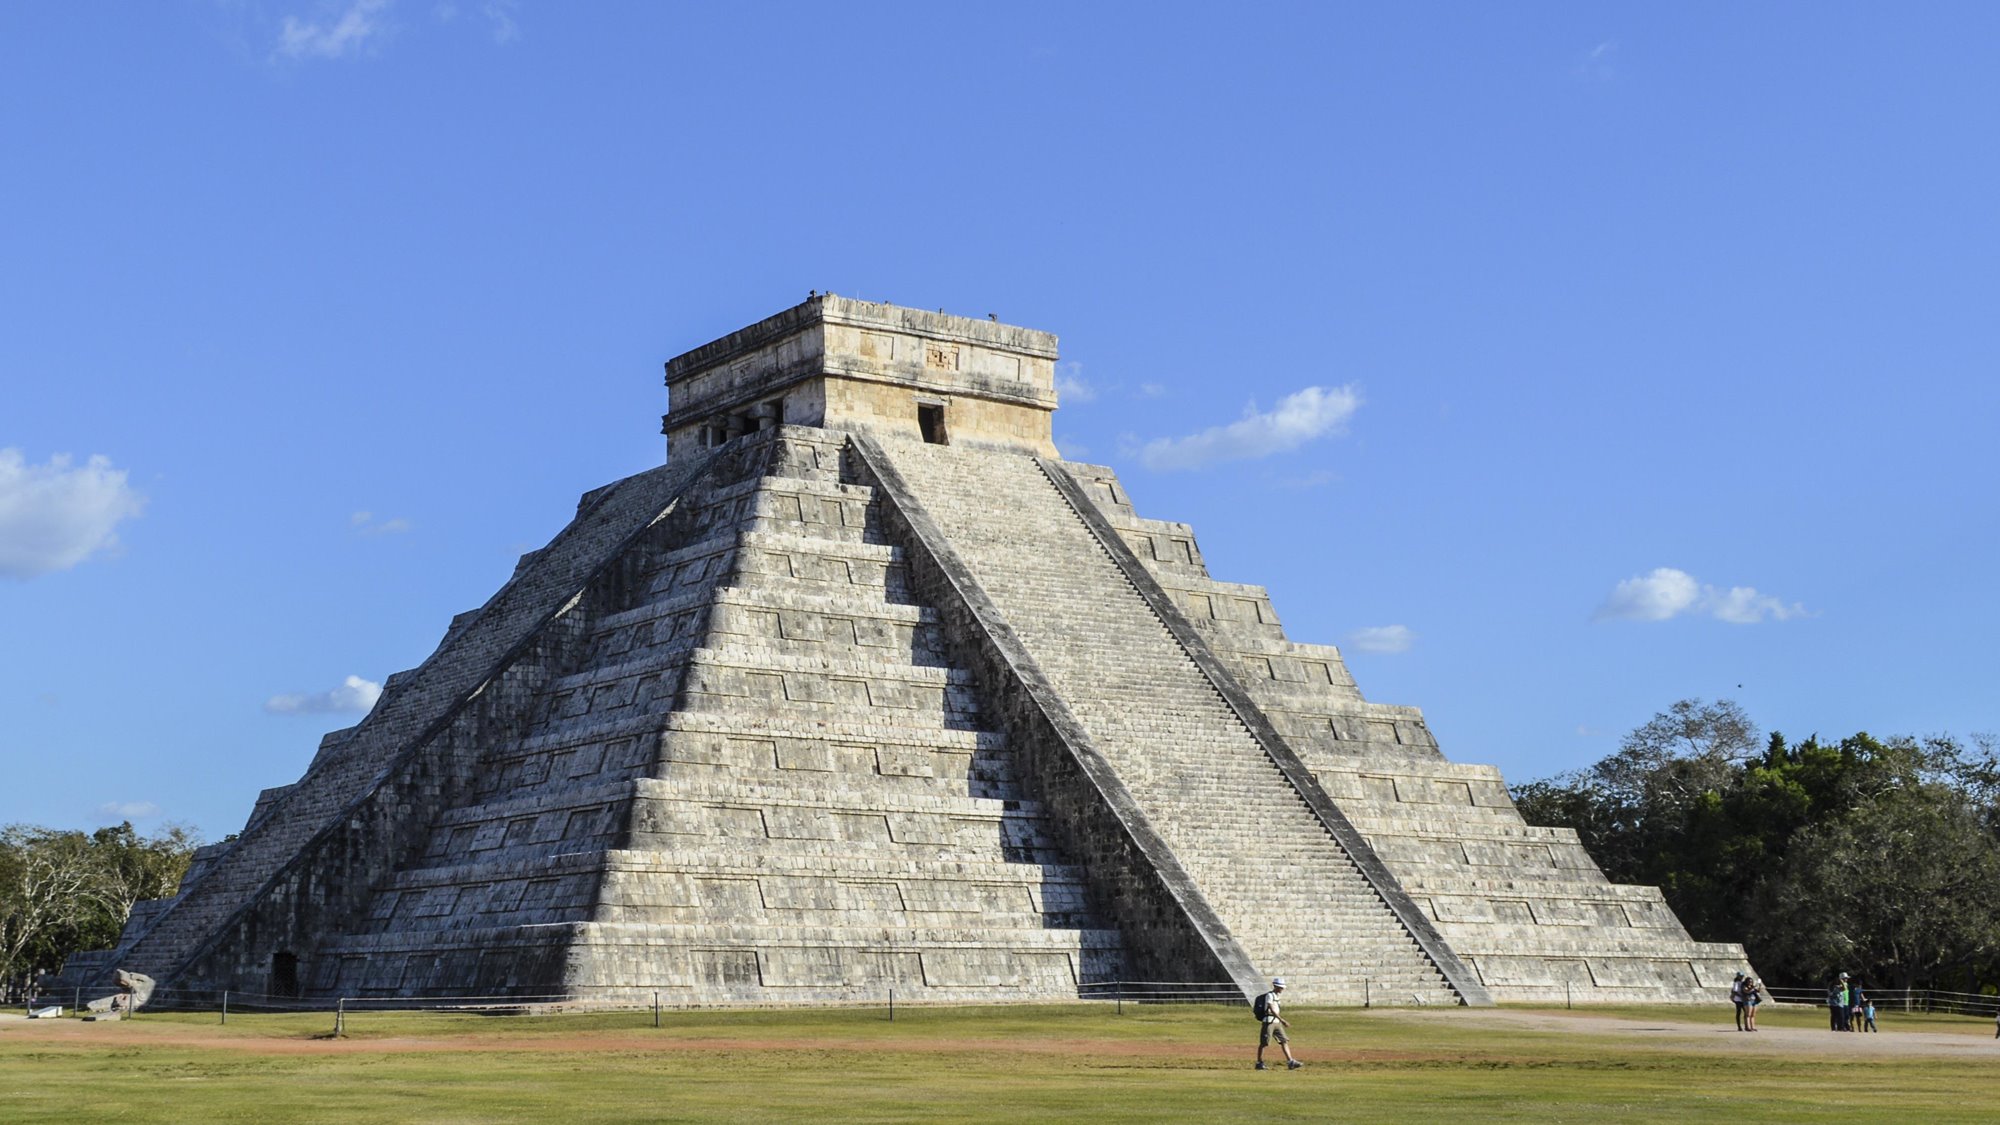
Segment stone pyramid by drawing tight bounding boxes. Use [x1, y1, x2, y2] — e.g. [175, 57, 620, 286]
[56, 296, 1746, 1007]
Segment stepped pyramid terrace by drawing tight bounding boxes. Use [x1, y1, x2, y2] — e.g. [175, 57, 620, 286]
[49, 296, 1748, 1007]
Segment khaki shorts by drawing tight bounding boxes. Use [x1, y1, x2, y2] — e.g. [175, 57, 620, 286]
[1260, 1021, 1288, 1046]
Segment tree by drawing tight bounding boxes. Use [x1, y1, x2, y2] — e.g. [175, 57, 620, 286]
[1514, 699, 1761, 938]
[1753, 780, 2000, 991]
[0, 827, 105, 996]
[1593, 698, 1758, 808]
[1514, 703, 2000, 990]
[0, 822, 201, 1000]
[84, 822, 201, 946]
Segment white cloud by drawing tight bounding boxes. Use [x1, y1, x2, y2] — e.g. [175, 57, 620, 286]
[1053, 438, 1091, 460]
[1347, 624, 1415, 654]
[1595, 567, 1700, 621]
[1705, 584, 1810, 624]
[1136, 385, 1361, 471]
[1054, 361, 1096, 404]
[483, 1, 520, 44]
[0, 449, 147, 580]
[1136, 383, 1167, 399]
[266, 674, 383, 715]
[350, 510, 412, 536]
[1594, 567, 1808, 624]
[97, 801, 161, 821]
[277, 0, 392, 60]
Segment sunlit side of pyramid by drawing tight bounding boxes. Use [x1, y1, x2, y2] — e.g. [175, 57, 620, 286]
[54, 296, 1746, 1006]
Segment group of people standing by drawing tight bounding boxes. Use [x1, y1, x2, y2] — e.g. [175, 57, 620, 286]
[1729, 971, 1766, 1030]
[1827, 972, 1877, 1032]
[1734, 970, 1885, 1033]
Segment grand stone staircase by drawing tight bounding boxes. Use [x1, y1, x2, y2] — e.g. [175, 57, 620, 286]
[1055, 458, 1748, 1002]
[873, 439, 1467, 1006]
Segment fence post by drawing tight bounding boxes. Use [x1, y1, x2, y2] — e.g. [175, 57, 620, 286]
[1566, 981, 1572, 1010]
[1364, 979, 1370, 1009]
[888, 986, 895, 1022]
[653, 991, 660, 1029]
[333, 997, 345, 1037]
[221, 991, 228, 1026]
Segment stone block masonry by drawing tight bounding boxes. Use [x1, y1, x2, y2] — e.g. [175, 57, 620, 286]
[50, 296, 1749, 1006]
[1054, 462, 1750, 1001]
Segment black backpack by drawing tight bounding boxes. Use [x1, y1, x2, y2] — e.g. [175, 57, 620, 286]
[1252, 992, 1271, 1020]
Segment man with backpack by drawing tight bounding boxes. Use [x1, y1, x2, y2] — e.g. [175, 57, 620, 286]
[1254, 978, 1302, 1070]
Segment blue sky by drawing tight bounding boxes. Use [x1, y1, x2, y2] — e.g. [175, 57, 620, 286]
[4, 2, 1996, 839]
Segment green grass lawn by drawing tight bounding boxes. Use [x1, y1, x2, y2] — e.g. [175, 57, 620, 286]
[1, 1003, 1993, 1123]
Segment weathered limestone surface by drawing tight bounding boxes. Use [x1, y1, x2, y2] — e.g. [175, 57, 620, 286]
[52, 295, 1746, 1006]
[316, 430, 1136, 1002]
[1057, 462, 1747, 1001]
[84, 455, 714, 995]
[663, 296, 1059, 460]
[61, 430, 1128, 1004]
[862, 439, 1476, 1006]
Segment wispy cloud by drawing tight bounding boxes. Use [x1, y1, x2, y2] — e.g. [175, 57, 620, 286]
[1347, 624, 1415, 654]
[0, 448, 147, 580]
[481, 1, 520, 44]
[276, 0, 392, 61]
[266, 674, 383, 715]
[97, 800, 162, 821]
[1053, 438, 1091, 461]
[1134, 385, 1361, 471]
[1576, 39, 1619, 81]
[1594, 567, 1809, 624]
[1054, 361, 1096, 404]
[350, 510, 412, 536]
[1051, 366, 1175, 406]
[1703, 585, 1811, 624]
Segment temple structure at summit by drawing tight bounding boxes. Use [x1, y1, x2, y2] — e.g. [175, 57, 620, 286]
[49, 296, 1747, 1006]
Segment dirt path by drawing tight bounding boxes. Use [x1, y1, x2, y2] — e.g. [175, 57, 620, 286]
[6, 1008, 1996, 1061]
[0, 1017, 1239, 1059]
[1381, 1007, 2000, 1058]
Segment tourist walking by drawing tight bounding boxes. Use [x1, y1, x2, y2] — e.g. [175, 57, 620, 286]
[1730, 972, 1748, 1031]
[1254, 978, 1302, 1070]
[1862, 993, 1877, 1033]
[1850, 984, 1867, 1033]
